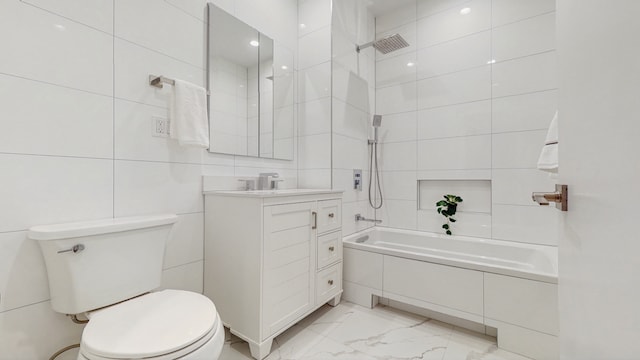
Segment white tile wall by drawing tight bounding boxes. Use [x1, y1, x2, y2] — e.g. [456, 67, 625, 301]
[416, 30, 491, 79]
[0, 0, 299, 357]
[417, 65, 491, 109]
[299, 97, 332, 136]
[417, 0, 470, 19]
[332, 0, 376, 235]
[492, 130, 547, 169]
[492, 51, 557, 98]
[0, 232, 49, 313]
[416, 0, 491, 48]
[376, 82, 417, 115]
[298, 0, 332, 36]
[417, 135, 492, 170]
[492, 12, 555, 61]
[298, 26, 332, 70]
[417, 100, 491, 139]
[0, 75, 113, 159]
[491, 0, 555, 27]
[298, 62, 331, 102]
[375, 0, 558, 244]
[492, 90, 557, 133]
[298, 0, 332, 189]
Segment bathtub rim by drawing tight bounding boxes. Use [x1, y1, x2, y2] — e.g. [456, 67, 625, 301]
[343, 227, 558, 284]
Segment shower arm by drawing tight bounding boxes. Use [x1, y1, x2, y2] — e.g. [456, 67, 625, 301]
[356, 42, 373, 53]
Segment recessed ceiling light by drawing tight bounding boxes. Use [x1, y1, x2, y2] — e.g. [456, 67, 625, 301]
[299, 23, 306, 29]
[460, 7, 471, 15]
[281, 65, 288, 70]
[487, 59, 496, 64]
[249, 40, 259, 47]
[407, 62, 415, 67]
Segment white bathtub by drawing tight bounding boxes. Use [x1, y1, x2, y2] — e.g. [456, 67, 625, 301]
[343, 227, 557, 283]
[342, 227, 559, 360]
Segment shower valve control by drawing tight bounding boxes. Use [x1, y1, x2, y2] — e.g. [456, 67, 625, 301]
[353, 169, 362, 191]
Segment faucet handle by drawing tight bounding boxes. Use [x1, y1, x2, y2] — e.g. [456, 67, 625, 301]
[271, 178, 284, 190]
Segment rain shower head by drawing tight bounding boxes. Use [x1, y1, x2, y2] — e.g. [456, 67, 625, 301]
[356, 34, 410, 54]
[372, 114, 382, 127]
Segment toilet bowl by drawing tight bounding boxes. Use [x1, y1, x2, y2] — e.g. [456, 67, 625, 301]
[28, 215, 223, 360]
[77, 290, 224, 360]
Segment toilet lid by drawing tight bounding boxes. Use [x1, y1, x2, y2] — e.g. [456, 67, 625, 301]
[81, 290, 218, 359]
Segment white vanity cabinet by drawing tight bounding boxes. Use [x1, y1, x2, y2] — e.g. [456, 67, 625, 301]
[204, 190, 343, 360]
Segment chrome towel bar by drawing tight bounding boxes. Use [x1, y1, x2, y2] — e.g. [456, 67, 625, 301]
[149, 74, 175, 89]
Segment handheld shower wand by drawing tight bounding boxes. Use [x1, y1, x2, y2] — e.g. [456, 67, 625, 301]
[369, 115, 383, 210]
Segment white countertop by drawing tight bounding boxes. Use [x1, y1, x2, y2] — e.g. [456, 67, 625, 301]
[203, 188, 343, 197]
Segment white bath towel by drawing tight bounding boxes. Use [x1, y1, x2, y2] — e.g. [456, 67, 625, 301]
[170, 79, 209, 148]
[537, 110, 558, 173]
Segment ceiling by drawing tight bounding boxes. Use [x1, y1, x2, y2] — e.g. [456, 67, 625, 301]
[366, 0, 416, 16]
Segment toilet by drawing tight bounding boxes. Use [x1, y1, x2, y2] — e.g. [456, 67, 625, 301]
[28, 214, 224, 360]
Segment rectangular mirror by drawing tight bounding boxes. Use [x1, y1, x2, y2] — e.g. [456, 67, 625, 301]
[207, 4, 294, 160]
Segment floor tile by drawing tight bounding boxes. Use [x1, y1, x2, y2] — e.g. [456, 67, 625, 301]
[218, 302, 532, 360]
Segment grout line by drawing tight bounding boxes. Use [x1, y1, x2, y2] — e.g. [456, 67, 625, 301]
[0, 151, 112, 161]
[373, 87, 557, 117]
[162, 259, 204, 271]
[377, 48, 555, 92]
[114, 158, 230, 166]
[0, 71, 112, 98]
[112, 0, 116, 219]
[489, 0, 493, 239]
[492, 10, 556, 29]
[162, 0, 206, 23]
[377, 64, 489, 91]
[19, 0, 114, 36]
[492, 203, 544, 208]
[0, 299, 51, 314]
[115, 36, 206, 70]
[377, 10, 556, 63]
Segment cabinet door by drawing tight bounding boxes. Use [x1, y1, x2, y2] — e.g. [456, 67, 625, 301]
[262, 202, 316, 339]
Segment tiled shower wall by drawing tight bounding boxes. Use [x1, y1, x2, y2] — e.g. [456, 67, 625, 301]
[331, 0, 377, 236]
[375, 0, 559, 246]
[0, 0, 297, 358]
[298, 0, 378, 236]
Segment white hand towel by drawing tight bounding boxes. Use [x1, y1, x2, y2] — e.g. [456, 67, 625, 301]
[170, 79, 209, 148]
[537, 110, 558, 173]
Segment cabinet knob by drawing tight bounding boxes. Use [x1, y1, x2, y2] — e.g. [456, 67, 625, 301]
[328, 213, 335, 218]
[328, 279, 334, 285]
[328, 246, 335, 252]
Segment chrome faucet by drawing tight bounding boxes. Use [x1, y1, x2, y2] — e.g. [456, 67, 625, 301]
[257, 172, 281, 190]
[355, 214, 382, 223]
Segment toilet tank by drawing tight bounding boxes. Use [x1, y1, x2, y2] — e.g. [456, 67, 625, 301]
[28, 214, 178, 315]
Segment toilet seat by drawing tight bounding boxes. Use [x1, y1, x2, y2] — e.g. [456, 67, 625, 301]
[80, 290, 219, 360]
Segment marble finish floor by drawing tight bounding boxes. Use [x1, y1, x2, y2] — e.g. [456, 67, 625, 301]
[220, 302, 531, 360]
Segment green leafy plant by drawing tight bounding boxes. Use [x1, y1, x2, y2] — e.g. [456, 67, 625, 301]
[436, 194, 463, 235]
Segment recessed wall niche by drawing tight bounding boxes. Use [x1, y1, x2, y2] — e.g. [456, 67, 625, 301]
[417, 180, 492, 238]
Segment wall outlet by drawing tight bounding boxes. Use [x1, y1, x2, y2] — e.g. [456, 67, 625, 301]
[152, 116, 170, 137]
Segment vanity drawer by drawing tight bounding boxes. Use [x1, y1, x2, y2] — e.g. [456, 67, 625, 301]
[317, 231, 342, 269]
[316, 263, 342, 304]
[317, 200, 341, 234]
